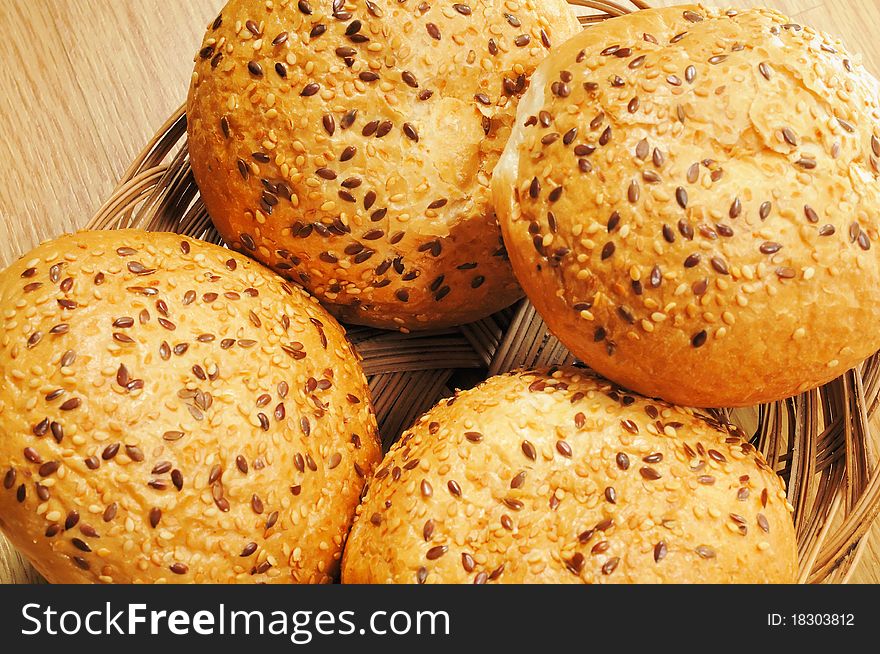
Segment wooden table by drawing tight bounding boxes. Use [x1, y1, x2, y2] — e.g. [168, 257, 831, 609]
[1, 0, 879, 583]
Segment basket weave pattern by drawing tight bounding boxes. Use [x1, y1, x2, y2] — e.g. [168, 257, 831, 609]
[4, 0, 880, 584]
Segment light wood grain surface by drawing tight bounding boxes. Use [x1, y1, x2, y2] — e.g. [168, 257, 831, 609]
[1, 0, 879, 583]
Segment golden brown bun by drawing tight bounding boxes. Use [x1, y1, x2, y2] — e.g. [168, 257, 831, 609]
[342, 367, 797, 584]
[0, 230, 381, 583]
[187, 0, 581, 330]
[493, 5, 880, 407]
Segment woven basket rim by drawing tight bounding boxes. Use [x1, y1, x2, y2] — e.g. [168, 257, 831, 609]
[86, 102, 880, 584]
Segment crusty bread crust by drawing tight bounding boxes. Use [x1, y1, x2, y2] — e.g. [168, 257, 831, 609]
[343, 368, 797, 584]
[493, 5, 880, 407]
[187, 0, 581, 330]
[0, 230, 381, 583]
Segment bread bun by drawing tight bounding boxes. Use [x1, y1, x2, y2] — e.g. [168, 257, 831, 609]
[187, 0, 581, 330]
[492, 5, 880, 407]
[342, 367, 797, 584]
[0, 230, 380, 583]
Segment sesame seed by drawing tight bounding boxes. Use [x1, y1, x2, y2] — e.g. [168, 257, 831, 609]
[675, 187, 688, 209]
[684, 253, 701, 268]
[708, 449, 727, 463]
[628, 180, 640, 203]
[711, 257, 729, 275]
[602, 557, 620, 575]
[601, 242, 616, 260]
[796, 157, 817, 170]
[640, 466, 662, 480]
[695, 545, 716, 559]
[426, 545, 447, 560]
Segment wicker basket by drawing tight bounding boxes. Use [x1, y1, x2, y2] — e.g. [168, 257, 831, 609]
[3, 0, 880, 584]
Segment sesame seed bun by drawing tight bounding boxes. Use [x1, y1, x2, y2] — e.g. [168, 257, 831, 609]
[492, 5, 880, 407]
[0, 230, 380, 583]
[187, 0, 581, 331]
[342, 367, 796, 584]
